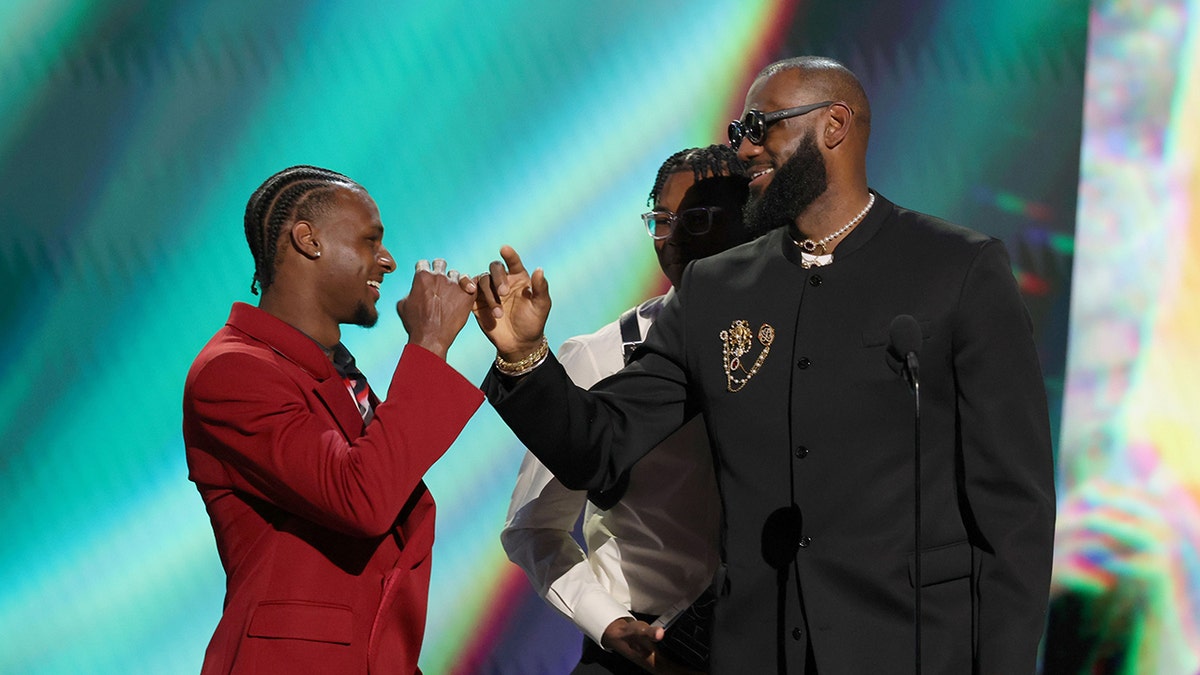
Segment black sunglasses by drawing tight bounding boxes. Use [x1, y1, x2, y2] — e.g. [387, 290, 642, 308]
[727, 100, 835, 148]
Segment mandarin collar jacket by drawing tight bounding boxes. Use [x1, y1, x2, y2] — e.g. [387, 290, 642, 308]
[485, 193, 1055, 674]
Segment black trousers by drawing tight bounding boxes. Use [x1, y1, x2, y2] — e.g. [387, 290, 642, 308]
[571, 633, 818, 675]
[571, 636, 649, 675]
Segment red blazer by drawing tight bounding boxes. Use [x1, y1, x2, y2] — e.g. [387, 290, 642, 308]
[184, 303, 483, 674]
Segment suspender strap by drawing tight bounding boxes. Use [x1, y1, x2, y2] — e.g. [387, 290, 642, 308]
[589, 305, 644, 509]
[619, 306, 642, 365]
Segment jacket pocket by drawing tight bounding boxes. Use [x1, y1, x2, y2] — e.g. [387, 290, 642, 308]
[247, 600, 353, 644]
[907, 540, 971, 587]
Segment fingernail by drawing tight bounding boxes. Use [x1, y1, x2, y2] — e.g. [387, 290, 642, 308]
[492, 307, 503, 318]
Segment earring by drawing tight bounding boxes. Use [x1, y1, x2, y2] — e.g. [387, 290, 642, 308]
[315, 251, 321, 258]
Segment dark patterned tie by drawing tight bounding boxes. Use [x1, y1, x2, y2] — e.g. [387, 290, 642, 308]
[331, 344, 374, 425]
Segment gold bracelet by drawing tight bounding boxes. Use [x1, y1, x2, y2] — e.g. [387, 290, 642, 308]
[495, 336, 550, 376]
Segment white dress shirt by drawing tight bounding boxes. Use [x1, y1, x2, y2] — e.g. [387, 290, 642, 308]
[501, 293, 721, 647]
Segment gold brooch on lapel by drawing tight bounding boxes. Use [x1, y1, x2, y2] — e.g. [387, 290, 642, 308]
[720, 320, 775, 392]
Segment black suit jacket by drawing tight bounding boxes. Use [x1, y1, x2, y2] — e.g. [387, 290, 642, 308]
[485, 193, 1055, 674]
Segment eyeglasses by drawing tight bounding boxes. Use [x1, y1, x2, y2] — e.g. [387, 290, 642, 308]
[727, 100, 834, 148]
[641, 207, 724, 240]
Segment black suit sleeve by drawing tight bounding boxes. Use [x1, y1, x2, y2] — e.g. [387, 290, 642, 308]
[954, 240, 1056, 671]
[483, 286, 695, 492]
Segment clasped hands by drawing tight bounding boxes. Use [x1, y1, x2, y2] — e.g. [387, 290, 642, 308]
[601, 617, 704, 675]
[397, 245, 550, 362]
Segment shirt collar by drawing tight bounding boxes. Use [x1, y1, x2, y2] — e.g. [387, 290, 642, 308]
[225, 303, 338, 380]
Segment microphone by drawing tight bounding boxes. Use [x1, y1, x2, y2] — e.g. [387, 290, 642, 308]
[888, 314, 922, 675]
[888, 314, 921, 390]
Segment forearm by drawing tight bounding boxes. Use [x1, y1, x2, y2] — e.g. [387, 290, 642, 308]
[190, 344, 483, 536]
[502, 525, 633, 643]
[484, 354, 627, 491]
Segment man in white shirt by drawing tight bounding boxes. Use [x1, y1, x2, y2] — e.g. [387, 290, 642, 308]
[501, 145, 751, 674]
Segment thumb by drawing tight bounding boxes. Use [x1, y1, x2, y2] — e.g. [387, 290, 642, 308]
[531, 268, 551, 307]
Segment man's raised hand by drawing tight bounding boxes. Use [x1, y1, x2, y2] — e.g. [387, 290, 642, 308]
[461, 246, 551, 362]
[396, 258, 476, 360]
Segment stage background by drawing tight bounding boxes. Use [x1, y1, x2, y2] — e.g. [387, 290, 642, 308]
[1, 0, 1195, 673]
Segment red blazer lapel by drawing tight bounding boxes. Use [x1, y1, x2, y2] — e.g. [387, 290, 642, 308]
[226, 302, 366, 440]
[315, 376, 366, 440]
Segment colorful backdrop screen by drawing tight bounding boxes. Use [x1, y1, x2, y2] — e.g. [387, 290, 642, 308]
[3, 1, 1193, 673]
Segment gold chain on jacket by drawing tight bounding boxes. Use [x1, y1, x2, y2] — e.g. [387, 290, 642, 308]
[720, 320, 775, 392]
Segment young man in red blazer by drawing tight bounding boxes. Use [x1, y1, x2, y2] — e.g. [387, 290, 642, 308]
[184, 165, 484, 674]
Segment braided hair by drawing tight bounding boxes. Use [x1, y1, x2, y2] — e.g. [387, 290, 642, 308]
[243, 165, 360, 295]
[647, 144, 747, 208]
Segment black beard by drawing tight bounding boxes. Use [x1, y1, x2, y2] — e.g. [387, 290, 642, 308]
[352, 301, 379, 328]
[743, 131, 828, 237]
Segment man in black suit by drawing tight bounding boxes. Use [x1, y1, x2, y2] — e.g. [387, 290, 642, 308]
[469, 56, 1055, 674]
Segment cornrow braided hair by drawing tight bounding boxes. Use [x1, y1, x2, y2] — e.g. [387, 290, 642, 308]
[243, 165, 360, 295]
[647, 144, 747, 207]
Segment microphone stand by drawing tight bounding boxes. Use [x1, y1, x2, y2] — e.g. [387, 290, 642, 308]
[888, 314, 923, 675]
[906, 352, 922, 675]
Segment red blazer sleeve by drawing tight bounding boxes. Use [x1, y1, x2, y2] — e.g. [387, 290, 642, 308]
[187, 343, 483, 537]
